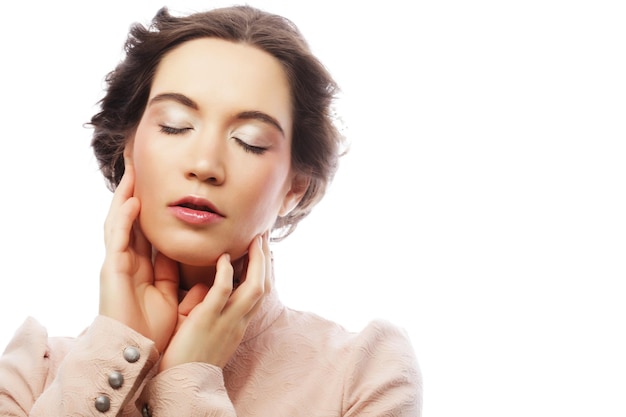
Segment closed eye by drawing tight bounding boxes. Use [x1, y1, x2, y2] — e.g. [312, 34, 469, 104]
[159, 125, 193, 135]
[234, 137, 268, 155]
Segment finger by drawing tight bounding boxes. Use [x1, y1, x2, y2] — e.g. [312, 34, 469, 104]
[243, 232, 272, 320]
[200, 253, 234, 314]
[224, 235, 266, 319]
[112, 164, 134, 203]
[105, 197, 140, 253]
[178, 283, 210, 316]
[104, 165, 134, 230]
[131, 219, 151, 259]
[153, 252, 180, 304]
[263, 231, 273, 296]
[104, 166, 138, 249]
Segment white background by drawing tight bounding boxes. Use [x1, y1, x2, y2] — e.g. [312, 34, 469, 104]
[1, 1, 624, 416]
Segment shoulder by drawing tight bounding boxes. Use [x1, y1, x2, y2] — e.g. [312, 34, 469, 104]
[2, 317, 75, 359]
[0, 317, 76, 395]
[277, 307, 374, 358]
[352, 319, 417, 356]
[281, 312, 422, 411]
[343, 320, 423, 413]
[282, 309, 416, 354]
[347, 319, 420, 376]
[279, 309, 420, 374]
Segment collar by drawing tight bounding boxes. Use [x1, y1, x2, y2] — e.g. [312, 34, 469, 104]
[240, 274, 284, 343]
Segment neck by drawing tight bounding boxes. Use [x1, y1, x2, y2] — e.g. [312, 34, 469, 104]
[178, 254, 249, 291]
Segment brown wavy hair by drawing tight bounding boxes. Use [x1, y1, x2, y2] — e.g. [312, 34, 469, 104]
[90, 5, 345, 240]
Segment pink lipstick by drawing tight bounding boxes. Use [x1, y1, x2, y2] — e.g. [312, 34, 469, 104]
[168, 196, 225, 225]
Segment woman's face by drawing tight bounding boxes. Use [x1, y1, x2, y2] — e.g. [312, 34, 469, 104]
[126, 38, 304, 266]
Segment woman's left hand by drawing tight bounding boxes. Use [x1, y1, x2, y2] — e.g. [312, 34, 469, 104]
[158, 233, 271, 371]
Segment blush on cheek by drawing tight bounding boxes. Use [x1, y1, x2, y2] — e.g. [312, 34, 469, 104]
[130, 141, 162, 200]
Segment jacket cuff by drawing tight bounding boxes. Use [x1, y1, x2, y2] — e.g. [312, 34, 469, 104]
[32, 315, 159, 416]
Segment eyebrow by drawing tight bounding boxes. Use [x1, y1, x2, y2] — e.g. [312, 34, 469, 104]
[148, 92, 285, 136]
[149, 92, 199, 110]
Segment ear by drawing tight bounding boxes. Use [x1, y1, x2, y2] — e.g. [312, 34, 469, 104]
[279, 173, 311, 217]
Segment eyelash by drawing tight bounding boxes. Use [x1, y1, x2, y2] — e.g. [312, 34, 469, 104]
[159, 125, 191, 135]
[159, 125, 267, 155]
[234, 138, 268, 155]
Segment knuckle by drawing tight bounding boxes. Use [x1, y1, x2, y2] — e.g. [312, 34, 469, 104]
[246, 281, 265, 300]
[214, 279, 233, 297]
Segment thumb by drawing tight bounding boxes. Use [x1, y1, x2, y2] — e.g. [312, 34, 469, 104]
[178, 283, 211, 316]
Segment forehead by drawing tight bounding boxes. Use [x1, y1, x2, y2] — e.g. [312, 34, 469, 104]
[150, 38, 293, 136]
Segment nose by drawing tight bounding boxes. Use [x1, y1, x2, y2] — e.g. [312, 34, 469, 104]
[185, 130, 225, 185]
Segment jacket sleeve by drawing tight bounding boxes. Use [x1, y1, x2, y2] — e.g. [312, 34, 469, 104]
[0, 317, 54, 416]
[342, 320, 423, 417]
[0, 315, 160, 416]
[137, 362, 236, 417]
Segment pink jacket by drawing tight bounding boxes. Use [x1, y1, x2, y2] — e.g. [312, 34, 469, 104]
[0, 285, 422, 416]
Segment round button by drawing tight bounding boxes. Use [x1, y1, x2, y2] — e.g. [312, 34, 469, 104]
[123, 346, 140, 363]
[108, 371, 124, 389]
[95, 395, 111, 412]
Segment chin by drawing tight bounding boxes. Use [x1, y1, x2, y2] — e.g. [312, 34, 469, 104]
[154, 239, 248, 267]
[142, 218, 258, 267]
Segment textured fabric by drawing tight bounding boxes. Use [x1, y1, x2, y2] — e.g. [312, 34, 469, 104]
[0, 284, 422, 416]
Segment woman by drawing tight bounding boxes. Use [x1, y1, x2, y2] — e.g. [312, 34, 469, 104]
[0, 5, 421, 416]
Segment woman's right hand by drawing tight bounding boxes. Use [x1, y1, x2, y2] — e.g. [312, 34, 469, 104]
[98, 165, 179, 353]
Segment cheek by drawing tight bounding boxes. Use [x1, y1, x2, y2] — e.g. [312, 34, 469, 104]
[131, 132, 163, 195]
[131, 130, 151, 171]
[243, 170, 290, 220]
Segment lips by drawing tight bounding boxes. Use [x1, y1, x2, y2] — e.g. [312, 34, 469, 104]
[168, 196, 225, 225]
[178, 202, 216, 213]
[170, 196, 224, 217]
